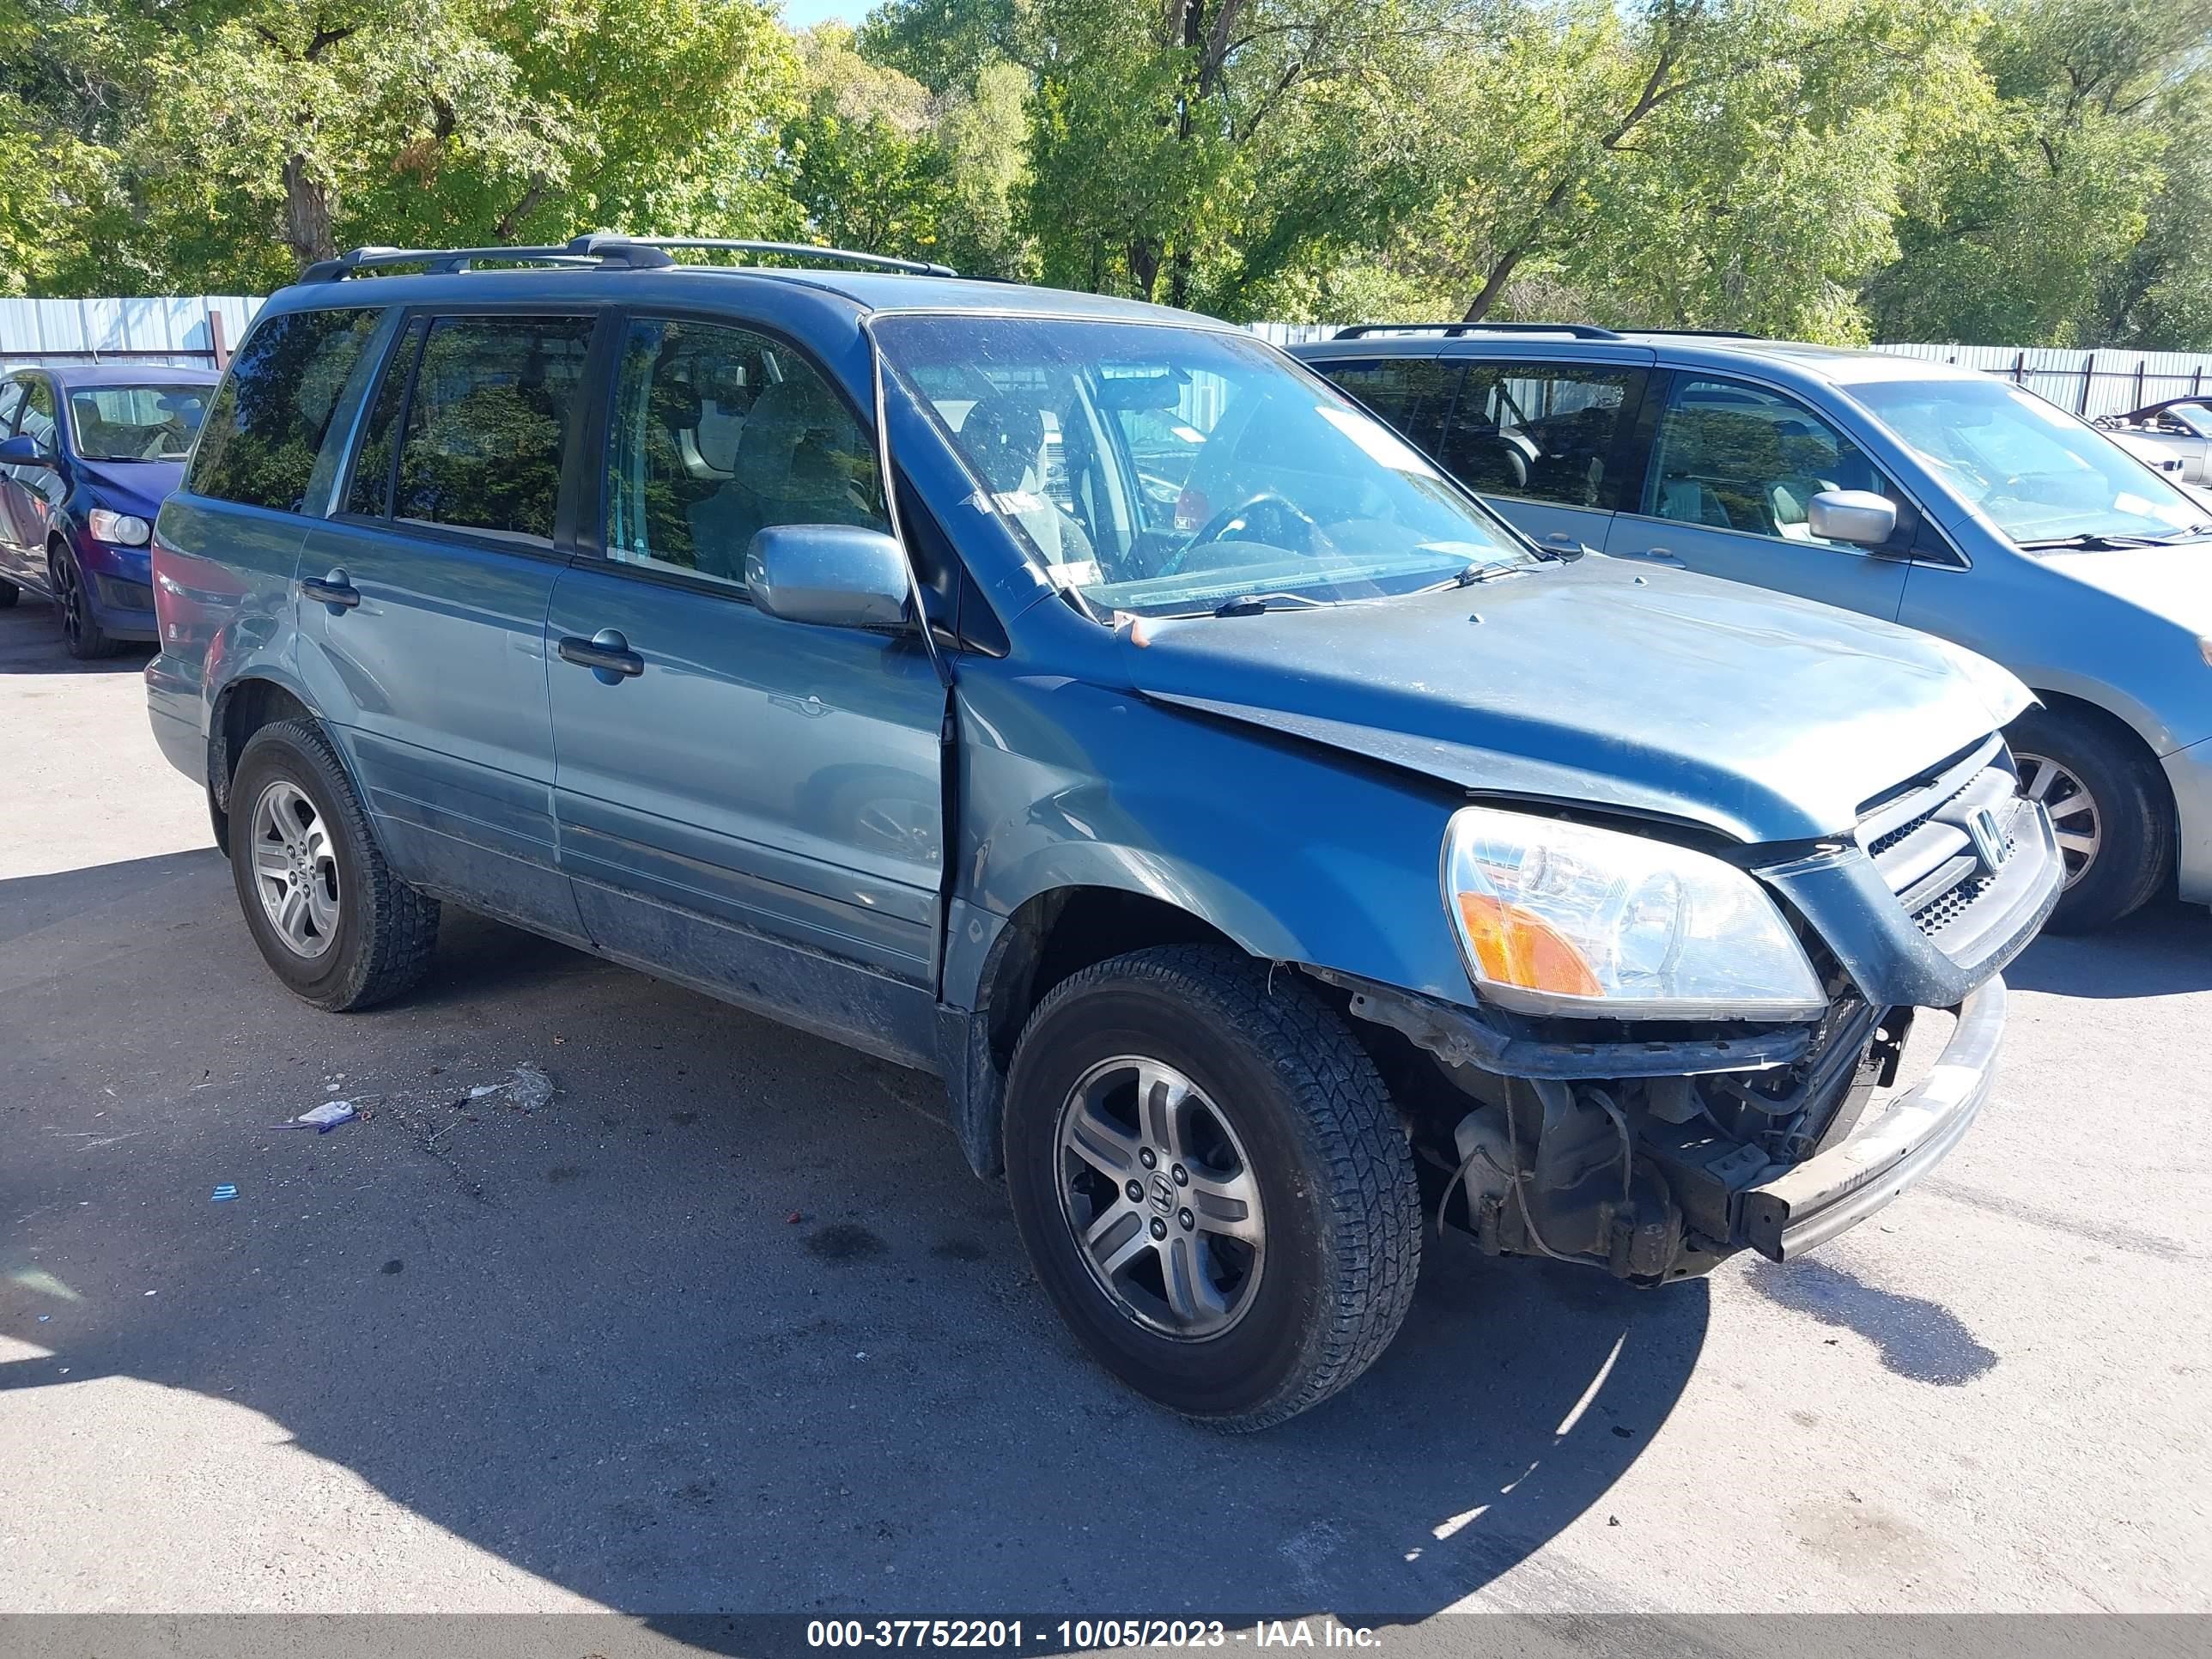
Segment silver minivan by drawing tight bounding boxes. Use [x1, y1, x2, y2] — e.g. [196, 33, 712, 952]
[1295, 325, 2212, 931]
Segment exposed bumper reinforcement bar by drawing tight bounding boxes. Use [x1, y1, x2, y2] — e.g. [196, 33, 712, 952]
[1739, 976, 2005, 1261]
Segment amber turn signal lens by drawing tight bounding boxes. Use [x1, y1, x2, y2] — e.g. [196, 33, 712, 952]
[1454, 891, 1604, 998]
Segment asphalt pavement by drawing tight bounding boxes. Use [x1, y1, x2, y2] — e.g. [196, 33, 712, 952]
[1, 595, 2207, 1632]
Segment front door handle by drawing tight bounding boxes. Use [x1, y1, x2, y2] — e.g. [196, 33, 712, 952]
[557, 628, 645, 681]
[300, 568, 361, 610]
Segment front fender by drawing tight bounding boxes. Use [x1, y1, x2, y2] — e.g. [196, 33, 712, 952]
[945, 665, 1473, 1012]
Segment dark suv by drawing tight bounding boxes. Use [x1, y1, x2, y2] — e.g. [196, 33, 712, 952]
[149, 239, 2060, 1427]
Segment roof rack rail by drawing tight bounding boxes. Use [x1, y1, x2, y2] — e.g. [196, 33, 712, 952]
[576, 234, 956, 277]
[299, 240, 675, 283]
[1332, 321, 1626, 342]
[1623, 326, 1763, 340]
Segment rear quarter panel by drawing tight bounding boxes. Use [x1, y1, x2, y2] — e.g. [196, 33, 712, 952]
[147, 495, 309, 782]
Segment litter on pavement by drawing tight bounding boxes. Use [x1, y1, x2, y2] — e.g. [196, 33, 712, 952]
[210, 1184, 239, 1201]
[275, 1100, 358, 1133]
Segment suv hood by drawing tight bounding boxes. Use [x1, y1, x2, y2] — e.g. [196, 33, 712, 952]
[1120, 559, 2029, 845]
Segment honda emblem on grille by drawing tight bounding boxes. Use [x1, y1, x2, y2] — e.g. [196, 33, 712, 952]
[1968, 805, 2008, 873]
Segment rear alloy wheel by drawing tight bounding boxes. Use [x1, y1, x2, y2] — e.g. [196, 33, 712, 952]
[50, 544, 118, 659]
[2009, 705, 2171, 933]
[228, 718, 440, 1010]
[1004, 945, 1422, 1430]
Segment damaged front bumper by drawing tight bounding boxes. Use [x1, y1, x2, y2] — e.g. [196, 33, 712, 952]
[1738, 976, 2002, 1261]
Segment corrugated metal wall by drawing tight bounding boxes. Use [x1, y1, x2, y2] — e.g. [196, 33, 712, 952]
[0, 295, 264, 368]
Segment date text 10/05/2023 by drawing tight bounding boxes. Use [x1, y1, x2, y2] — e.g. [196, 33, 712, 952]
[804, 1621, 1386, 1650]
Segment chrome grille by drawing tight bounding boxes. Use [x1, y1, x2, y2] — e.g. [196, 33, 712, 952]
[1855, 734, 2029, 945]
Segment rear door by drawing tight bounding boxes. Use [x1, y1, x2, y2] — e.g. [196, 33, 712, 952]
[543, 312, 945, 1066]
[1604, 372, 1911, 620]
[296, 308, 602, 941]
[1434, 355, 1653, 555]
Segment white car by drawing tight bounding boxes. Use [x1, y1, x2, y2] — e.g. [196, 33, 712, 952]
[2098, 398, 2212, 483]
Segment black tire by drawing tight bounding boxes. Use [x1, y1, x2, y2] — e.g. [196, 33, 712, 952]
[228, 718, 440, 1010]
[1003, 945, 1422, 1431]
[0, 577, 18, 608]
[51, 544, 118, 659]
[2008, 705, 2172, 933]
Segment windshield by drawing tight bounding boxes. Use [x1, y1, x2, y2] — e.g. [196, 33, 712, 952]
[68, 383, 210, 462]
[875, 316, 1534, 617]
[1852, 377, 2211, 547]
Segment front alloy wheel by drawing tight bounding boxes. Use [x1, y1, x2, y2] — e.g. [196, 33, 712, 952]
[2013, 750, 2100, 888]
[1058, 1056, 1265, 1340]
[1004, 945, 1422, 1430]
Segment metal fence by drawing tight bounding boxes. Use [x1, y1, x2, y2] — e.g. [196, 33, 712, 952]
[0, 295, 264, 369]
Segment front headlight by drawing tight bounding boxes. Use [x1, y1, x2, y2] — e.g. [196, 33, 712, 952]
[88, 508, 152, 546]
[1442, 805, 1827, 1021]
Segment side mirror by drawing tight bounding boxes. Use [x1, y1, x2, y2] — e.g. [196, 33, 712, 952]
[745, 524, 912, 629]
[0, 434, 53, 468]
[1807, 489, 1897, 550]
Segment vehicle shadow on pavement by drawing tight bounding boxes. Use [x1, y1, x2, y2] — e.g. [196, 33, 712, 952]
[0, 849, 1702, 1627]
[0, 603, 153, 674]
[2004, 899, 2209, 999]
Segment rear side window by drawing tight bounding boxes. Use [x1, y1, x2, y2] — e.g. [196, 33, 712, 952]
[391, 314, 595, 544]
[343, 319, 427, 520]
[187, 307, 381, 512]
[1442, 362, 1638, 509]
[1321, 358, 1457, 455]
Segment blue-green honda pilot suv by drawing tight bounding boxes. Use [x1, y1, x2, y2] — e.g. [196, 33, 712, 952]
[148, 239, 2061, 1427]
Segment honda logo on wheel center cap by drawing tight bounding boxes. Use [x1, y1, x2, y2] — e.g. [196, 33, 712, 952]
[1149, 1172, 1176, 1214]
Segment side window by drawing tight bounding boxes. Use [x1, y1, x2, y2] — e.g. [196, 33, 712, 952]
[343, 319, 427, 519]
[605, 317, 885, 587]
[17, 378, 57, 455]
[1649, 378, 1891, 545]
[1320, 358, 1458, 456]
[186, 307, 382, 512]
[0, 379, 24, 435]
[392, 314, 595, 544]
[1439, 362, 1636, 508]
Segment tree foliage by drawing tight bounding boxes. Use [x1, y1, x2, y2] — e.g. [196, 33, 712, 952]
[0, 0, 2207, 346]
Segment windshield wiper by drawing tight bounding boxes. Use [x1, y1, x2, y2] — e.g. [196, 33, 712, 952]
[1211, 592, 1329, 617]
[2015, 532, 2166, 550]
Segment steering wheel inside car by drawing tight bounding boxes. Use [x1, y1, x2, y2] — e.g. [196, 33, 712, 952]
[1159, 491, 1322, 576]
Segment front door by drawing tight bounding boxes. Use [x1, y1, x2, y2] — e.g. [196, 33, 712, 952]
[0, 376, 62, 586]
[545, 313, 945, 1066]
[1605, 373, 1911, 621]
[296, 309, 599, 941]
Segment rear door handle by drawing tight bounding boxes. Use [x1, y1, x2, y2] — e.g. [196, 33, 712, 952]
[300, 568, 361, 610]
[1625, 546, 1682, 565]
[557, 628, 644, 680]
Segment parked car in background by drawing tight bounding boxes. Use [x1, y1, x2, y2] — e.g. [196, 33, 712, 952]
[2097, 397, 2212, 484]
[149, 240, 2057, 1426]
[1294, 325, 2212, 932]
[0, 362, 216, 658]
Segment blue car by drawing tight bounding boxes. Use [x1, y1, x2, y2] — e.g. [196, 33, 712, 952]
[0, 362, 217, 657]
[147, 239, 2059, 1425]
[1292, 325, 2212, 933]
